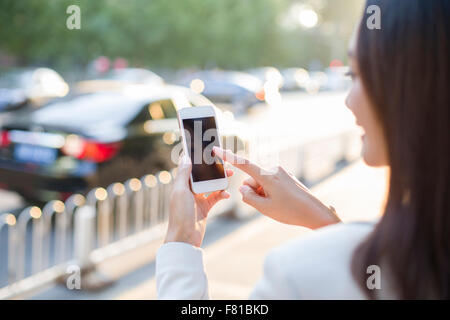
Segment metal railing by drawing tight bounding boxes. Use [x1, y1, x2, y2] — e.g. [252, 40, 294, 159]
[0, 169, 177, 299]
[0, 129, 361, 299]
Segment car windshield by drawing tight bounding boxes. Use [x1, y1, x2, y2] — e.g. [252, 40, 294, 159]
[0, 71, 31, 89]
[31, 93, 143, 128]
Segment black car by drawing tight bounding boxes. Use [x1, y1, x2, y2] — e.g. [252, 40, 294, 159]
[176, 70, 266, 115]
[0, 85, 232, 202]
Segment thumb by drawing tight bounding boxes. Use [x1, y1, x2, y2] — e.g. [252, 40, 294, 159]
[174, 154, 192, 189]
[239, 185, 267, 211]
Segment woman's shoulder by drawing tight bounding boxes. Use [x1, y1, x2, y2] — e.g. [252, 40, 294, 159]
[273, 220, 377, 258]
[261, 221, 378, 299]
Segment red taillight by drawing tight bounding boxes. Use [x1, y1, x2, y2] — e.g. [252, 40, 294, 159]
[80, 141, 120, 162]
[255, 88, 265, 101]
[0, 130, 10, 148]
[62, 135, 120, 163]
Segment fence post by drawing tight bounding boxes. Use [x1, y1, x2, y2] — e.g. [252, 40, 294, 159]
[125, 178, 143, 233]
[158, 171, 173, 222]
[41, 200, 65, 270]
[16, 207, 42, 280]
[0, 214, 17, 284]
[71, 205, 114, 291]
[74, 205, 95, 268]
[58, 194, 85, 263]
[141, 174, 158, 228]
[106, 182, 127, 240]
[87, 188, 110, 248]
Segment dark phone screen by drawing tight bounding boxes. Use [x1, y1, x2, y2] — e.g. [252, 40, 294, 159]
[182, 117, 225, 182]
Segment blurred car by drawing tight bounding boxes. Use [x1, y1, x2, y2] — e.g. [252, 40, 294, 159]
[0, 88, 27, 112]
[0, 68, 69, 112]
[74, 68, 164, 94]
[324, 66, 351, 91]
[304, 71, 329, 94]
[280, 68, 310, 91]
[0, 84, 244, 203]
[246, 67, 284, 90]
[176, 70, 265, 115]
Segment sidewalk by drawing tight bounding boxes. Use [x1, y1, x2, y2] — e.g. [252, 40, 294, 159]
[113, 160, 388, 300]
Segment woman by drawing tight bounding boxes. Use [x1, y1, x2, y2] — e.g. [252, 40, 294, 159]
[156, 0, 449, 299]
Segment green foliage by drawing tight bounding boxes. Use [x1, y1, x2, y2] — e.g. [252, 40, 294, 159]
[0, 0, 364, 70]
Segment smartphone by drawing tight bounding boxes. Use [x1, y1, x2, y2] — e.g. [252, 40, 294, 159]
[177, 105, 228, 194]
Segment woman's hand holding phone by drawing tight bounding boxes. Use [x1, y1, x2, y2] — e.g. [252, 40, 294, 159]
[164, 146, 340, 248]
[213, 147, 341, 230]
[164, 154, 233, 247]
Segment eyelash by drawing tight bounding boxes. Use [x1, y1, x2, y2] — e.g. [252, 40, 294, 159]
[345, 71, 356, 80]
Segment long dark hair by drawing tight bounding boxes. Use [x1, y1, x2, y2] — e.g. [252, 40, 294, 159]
[351, 0, 450, 299]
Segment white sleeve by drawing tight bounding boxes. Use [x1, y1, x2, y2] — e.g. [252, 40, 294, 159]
[156, 242, 210, 300]
[249, 250, 297, 300]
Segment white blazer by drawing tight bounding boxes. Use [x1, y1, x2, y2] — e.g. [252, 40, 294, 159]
[156, 221, 395, 299]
